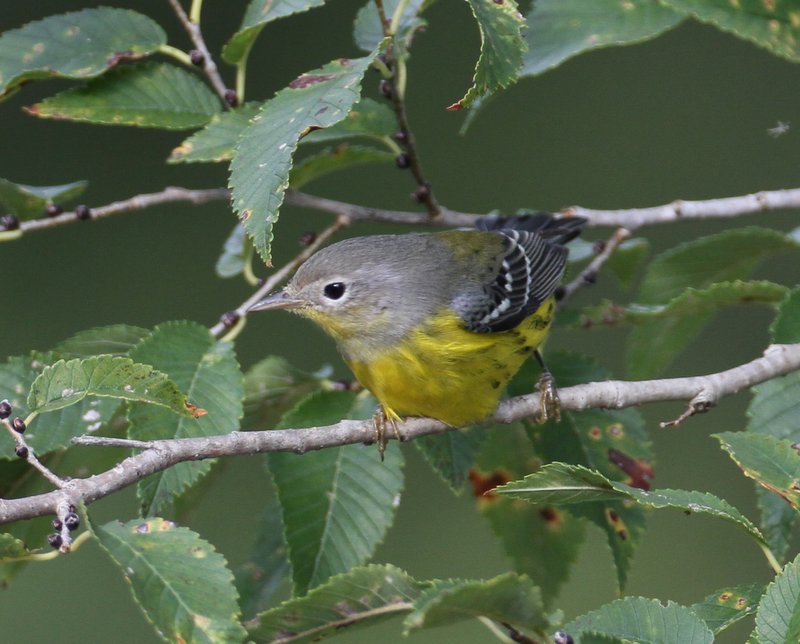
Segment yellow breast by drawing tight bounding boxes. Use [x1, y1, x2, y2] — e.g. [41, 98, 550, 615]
[347, 297, 555, 426]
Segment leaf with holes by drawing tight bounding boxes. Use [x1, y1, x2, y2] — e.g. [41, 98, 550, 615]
[94, 518, 246, 643]
[230, 52, 379, 263]
[0, 8, 166, 100]
[128, 322, 243, 516]
[269, 390, 404, 595]
[522, 0, 683, 77]
[0, 178, 87, 220]
[27, 62, 221, 129]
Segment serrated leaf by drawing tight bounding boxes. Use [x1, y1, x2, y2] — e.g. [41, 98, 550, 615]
[53, 324, 150, 358]
[223, 0, 327, 64]
[27, 356, 198, 417]
[662, 0, 800, 63]
[128, 322, 243, 515]
[475, 425, 586, 606]
[0, 8, 166, 100]
[771, 287, 800, 343]
[235, 493, 291, 620]
[715, 432, 800, 510]
[404, 573, 549, 633]
[229, 52, 378, 264]
[0, 178, 87, 220]
[353, 0, 428, 53]
[269, 390, 403, 595]
[452, 0, 526, 110]
[290, 145, 394, 189]
[415, 426, 486, 492]
[27, 62, 221, 129]
[94, 517, 246, 643]
[497, 462, 766, 546]
[757, 490, 796, 565]
[605, 237, 650, 290]
[216, 223, 249, 279]
[691, 583, 764, 635]
[623, 280, 789, 378]
[755, 553, 800, 643]
[303, 98, 396, 143]
[566, 596, 714, 643]
[169, 103, 261, 163]
[247, 564, 422, 642]
[522, 0, 683, 77]
[637, 227, 798, 305]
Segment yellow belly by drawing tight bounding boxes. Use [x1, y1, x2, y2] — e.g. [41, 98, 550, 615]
[347, 298, 555, 426]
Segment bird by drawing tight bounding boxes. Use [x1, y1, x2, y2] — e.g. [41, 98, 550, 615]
[250, 213, 585, 456]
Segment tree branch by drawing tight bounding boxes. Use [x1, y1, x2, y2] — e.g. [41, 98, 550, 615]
[1, 344, 797, 526]
[558, 227, 631, 306]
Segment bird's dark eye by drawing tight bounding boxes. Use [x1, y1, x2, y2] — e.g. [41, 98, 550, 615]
[323, 282, 346, 300]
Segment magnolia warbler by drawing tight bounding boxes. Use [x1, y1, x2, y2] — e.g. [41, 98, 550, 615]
[250, 213, 585, 453]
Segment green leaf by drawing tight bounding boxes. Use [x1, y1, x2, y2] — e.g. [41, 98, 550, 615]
[522, 0, 684, 77]
[757, 490, 796, 565]
[229, 52, 379, 264]
[691, 583, 764, 635]
[715, 432, 800, 510]
[94, 517, 246, 643]
[169, 103, 261, 164]
[302, 98, 396, 144]
[404, 573, 549, 633]
[662, 0, 800, 63]
[0, 178, 87, 220]
[247, 564, 421, 642]
[128, 322, 243, 515]
[269, 390, 404, 595]
[0, 8, 166, 100]
[452, 0, 526, 110]
[353, 0, 428, 53]
[27, 62, 221, 129]
[415, 426, 486, 492]
[475, 425, 586, 606]
[0, 533, 33, 560]
[290, 145, 394, 189]
[216, 223, 248, 279]
[771, 287, 800, 343]
[223, 0, 327, 64]
[623, 280, 789, 378]
[235, 494, 291, 620]
[53, 324, 150, 358]
[755, 553, 800, 643]
[566, 596, 714, 643]
[27, 356, 198, 417]
[637, 227, 798, 305]
[497, 462, 766, 546]
[242, 356, 323, 430]
[605, 237, 650, 291]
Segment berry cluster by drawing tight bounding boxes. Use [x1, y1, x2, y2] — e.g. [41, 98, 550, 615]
[48, 507, 81, 550]
[1, 399, 29, 459]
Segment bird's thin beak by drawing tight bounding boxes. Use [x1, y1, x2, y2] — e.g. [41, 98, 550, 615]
[248, 289, 304, 312]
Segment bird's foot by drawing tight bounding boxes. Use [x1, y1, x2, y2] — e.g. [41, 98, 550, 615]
[536, 370, 561, 424]
[372, 408, 402, 461]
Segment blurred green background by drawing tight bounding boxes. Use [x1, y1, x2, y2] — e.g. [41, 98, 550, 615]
[1, 1, 799, 642]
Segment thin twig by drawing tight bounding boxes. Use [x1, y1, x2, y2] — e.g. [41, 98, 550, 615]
[167, 0, 229, 102]
[0, 343, 797, 525]
[209, 216, 350, 338]
[558, 227, 631, 306]
[1, 419, 66, 489]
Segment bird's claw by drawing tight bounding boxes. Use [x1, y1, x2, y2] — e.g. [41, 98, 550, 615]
[372, 408, 402, 461]
[536, 370, 561, 423]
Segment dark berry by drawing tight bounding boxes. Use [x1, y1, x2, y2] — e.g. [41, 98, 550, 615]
[593, 239, 607, 254]
[15, 445, 28, 459]
[553, 632, 574, 644]
[220, 311, 240, 329]
[0, 214, 19, 231]
[47, 533, 63, 549]
[395, 153, 411, 169]
[64, 512, 80, 531]
[11, 417, 25, 434]
[75, 204, 92, 221]
[393, 130, 409, 144]
[45, 203, 63, 217]
[189, 49, 205, 66]
[411, 184, 430, 203]
[0, 400, 11, 420]
[224, 89, 238, 107]
[379, 79, 392, 99]
[52, 518, 63, 531]
[299, 231, 318, 246]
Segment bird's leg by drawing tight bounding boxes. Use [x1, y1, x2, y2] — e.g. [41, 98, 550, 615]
[534, 350, 560, 423]
[372, 407, 402, 461]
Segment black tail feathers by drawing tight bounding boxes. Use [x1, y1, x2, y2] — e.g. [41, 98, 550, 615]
[475, 211, 586, 246]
